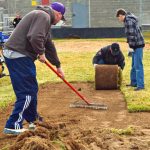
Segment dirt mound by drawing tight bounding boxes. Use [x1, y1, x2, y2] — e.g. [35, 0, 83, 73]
[9, 120, 150, 150]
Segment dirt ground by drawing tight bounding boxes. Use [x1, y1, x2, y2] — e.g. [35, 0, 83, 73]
[0, 82, 150, 150]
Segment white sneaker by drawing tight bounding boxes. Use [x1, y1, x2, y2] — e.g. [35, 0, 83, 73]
[3, 128, 28, 135]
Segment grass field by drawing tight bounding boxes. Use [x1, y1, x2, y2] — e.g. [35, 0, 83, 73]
[0, 36, 150, 112]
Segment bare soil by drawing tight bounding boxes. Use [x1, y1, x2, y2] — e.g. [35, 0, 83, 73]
[0, 82, 150, 150]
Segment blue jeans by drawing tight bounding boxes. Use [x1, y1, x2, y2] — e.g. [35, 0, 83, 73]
[4, 57, 38, 129]
[130, 47, 144, 88]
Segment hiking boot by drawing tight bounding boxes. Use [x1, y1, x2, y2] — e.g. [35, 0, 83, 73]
[3, 128, 28, 135]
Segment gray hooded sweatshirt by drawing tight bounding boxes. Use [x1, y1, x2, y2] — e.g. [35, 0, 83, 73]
[4, 6, 61, 67]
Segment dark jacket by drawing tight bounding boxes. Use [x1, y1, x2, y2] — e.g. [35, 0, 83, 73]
[124, 12, 145, 49]
[93, 45, 125, 70]
[4, 6, 61, 68]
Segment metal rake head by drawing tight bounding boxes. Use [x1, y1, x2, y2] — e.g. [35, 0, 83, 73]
[70, 101, 107, 110]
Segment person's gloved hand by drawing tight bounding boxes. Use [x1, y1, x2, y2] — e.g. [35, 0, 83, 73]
[93, 64, 98, 68]
[128, 48, 134, 57]
[118, 66, 122, 70]
[57, 67, 65, 79]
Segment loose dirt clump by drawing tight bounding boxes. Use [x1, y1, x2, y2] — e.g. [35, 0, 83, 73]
[10, 137, 55, 150]
[21, 137, 54, 150]
[9, 121, 60, 150]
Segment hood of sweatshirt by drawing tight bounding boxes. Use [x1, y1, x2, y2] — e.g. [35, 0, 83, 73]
[125, 12, 138, 24]
[36, 5, 55, 24]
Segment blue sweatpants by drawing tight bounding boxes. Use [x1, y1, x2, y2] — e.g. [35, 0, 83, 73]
[4, 57, 38, 129]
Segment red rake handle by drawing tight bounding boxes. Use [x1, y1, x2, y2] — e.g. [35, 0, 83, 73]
[45, 61, 90, 105]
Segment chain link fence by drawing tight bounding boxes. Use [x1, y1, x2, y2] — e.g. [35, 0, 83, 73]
[0, 0, 150, 32]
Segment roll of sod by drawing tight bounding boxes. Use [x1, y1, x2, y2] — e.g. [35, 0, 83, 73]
[95, 65, 121, 90]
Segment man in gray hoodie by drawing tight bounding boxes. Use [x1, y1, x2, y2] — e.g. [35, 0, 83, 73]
[3, 2, 66, 135]
[116, 9, 145, 91]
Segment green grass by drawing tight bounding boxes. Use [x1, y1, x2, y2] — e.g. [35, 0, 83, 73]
[37, 51, 94, 84]
[0, 37, 150, 112]
[110, 126, 135, 135]
[121, 50, 150, 112]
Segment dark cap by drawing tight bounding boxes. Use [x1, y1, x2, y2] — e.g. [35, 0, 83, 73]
[51, 2, 66, 21]
[111, 43, 120, 56]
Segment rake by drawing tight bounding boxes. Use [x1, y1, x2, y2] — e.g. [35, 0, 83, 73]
[45, 60, 107, 110]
